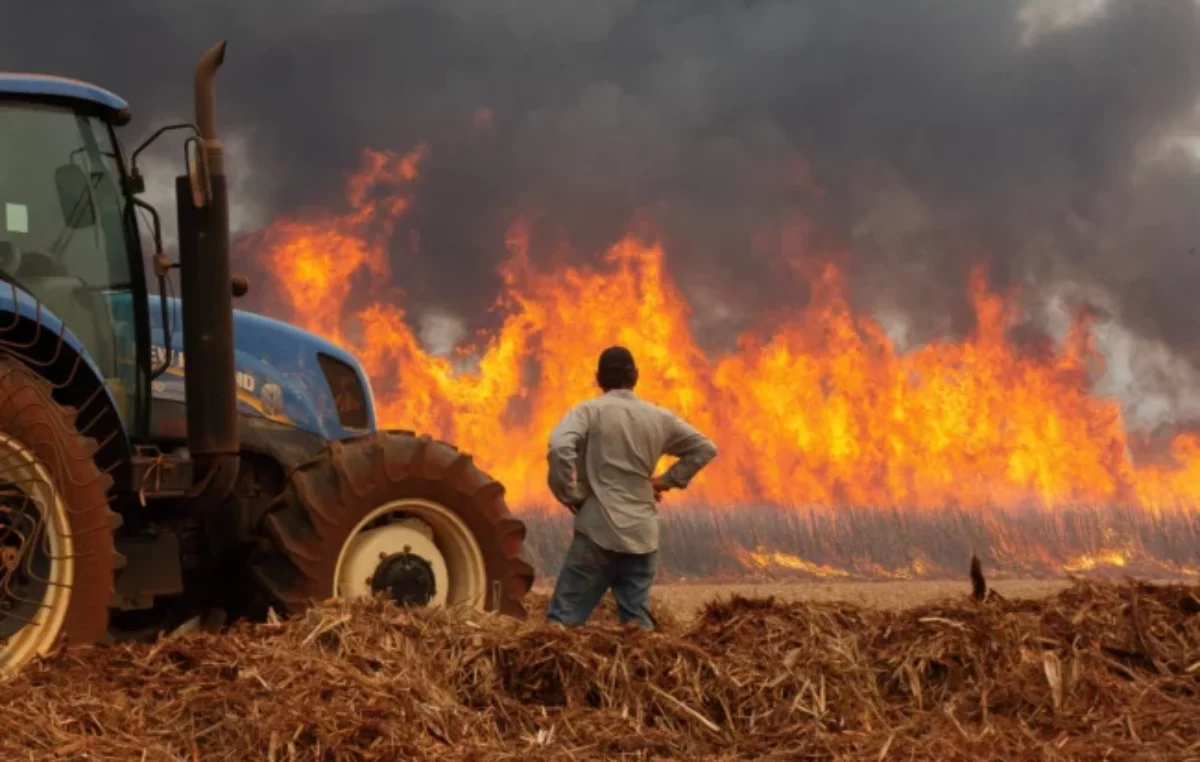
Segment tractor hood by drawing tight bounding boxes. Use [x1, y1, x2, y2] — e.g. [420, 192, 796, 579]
[143, 295, 378, 443]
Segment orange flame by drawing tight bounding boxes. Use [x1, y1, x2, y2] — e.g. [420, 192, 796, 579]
[250, 146, 1200, 517]
[733, 544, 852, 578]
[259, 146, 426, 342]
[1062, 548, 1130, 574]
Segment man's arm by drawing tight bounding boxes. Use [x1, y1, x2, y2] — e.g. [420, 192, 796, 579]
[655, 411, 718, 492]
[547, 404, 590, 510]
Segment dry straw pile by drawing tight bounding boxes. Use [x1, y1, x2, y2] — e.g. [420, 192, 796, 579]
[2, 579, 1199, 760]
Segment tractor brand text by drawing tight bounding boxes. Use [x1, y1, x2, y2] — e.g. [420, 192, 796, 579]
[151, 346, 258, 393]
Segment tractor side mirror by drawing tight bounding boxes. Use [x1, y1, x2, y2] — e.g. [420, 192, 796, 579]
[54, 164, 97, 229]
[185, 140, 212, 209]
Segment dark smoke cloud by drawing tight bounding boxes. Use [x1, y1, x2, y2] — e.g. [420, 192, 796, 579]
[4, 1, 1200, 367]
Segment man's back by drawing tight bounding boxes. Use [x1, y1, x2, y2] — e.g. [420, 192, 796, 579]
[547, 389, 718, 554]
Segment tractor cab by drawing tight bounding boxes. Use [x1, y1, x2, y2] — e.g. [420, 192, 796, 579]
[0, 80, 144, 428]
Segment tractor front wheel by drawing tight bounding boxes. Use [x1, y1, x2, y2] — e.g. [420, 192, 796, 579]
[250, 431, 534, 617]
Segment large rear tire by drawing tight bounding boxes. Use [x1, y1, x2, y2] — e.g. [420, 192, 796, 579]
[250, 431, 534, 617]
[0, 360, 121, 678]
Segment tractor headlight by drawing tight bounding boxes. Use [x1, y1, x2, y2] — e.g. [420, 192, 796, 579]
[316, 353, 370, 430]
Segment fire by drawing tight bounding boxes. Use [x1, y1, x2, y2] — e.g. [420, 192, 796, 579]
[734, 545, 852, 578]
[249, 146, 1200, 520]
[258, 146, 426, 343]
[1062, 549, 1130, 574]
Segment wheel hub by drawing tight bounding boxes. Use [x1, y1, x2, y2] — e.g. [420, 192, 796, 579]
[336, 516, 451, 608]
[333, 498, 489, 611]
[370, 551, 437, 607]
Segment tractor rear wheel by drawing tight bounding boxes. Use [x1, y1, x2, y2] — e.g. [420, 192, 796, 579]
[0, 360, 121, 678]
[250, 431, 534, 617]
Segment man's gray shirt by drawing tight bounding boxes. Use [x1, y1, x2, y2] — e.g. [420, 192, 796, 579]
[546, 389, 718, 554]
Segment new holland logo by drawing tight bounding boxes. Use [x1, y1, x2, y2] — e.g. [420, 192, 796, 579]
[260, 382, 283, 416]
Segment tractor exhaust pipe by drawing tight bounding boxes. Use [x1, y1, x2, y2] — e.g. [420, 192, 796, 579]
[177, 40, 239, 502]
[194, 43, 226, 176]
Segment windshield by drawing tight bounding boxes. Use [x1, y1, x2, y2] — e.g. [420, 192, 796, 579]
[0, 101, 140, 422]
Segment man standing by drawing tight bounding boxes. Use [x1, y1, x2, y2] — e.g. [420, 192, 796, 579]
[545, 346, 718, 629]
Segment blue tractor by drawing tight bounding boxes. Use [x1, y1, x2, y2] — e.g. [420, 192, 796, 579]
[0, 43, 534, 674]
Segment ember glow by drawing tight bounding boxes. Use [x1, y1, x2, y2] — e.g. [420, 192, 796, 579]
[249, 146, 1200, 578]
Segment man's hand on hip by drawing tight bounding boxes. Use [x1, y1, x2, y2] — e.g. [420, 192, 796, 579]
[651, 476, 670, 503]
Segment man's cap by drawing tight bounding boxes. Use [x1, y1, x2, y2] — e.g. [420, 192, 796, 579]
[597, 345, 636, 374]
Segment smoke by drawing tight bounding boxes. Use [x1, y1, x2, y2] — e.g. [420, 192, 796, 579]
[5, 0, 1200, 404]
[134, 129, 270, 250]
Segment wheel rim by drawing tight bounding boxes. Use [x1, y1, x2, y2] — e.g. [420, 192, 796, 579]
[333, 498, 488, 611]
[0, 432, 74, 677]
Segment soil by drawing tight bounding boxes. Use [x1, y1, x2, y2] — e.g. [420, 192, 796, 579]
[534, 577, 1077, 620]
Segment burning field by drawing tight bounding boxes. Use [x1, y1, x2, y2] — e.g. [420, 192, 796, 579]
[4, 578, 1200, 760]
[242, 145, 1200, 582]
[5, 3, 1200, 759]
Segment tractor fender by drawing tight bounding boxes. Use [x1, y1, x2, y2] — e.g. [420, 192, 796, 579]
[0, 282, 133, 481]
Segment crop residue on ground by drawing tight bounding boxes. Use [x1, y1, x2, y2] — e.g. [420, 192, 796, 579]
[3, 580, 1199, 760]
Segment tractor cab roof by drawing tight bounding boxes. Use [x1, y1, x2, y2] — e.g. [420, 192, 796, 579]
[0, 73, 129, 115]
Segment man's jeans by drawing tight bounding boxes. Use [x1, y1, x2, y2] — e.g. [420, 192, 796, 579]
[546, 532, 658, 629]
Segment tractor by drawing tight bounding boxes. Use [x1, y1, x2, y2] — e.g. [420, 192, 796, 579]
[0, 42, 534, 676]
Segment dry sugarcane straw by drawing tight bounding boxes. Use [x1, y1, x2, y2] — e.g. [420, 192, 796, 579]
[2, 568, 1200, 761]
